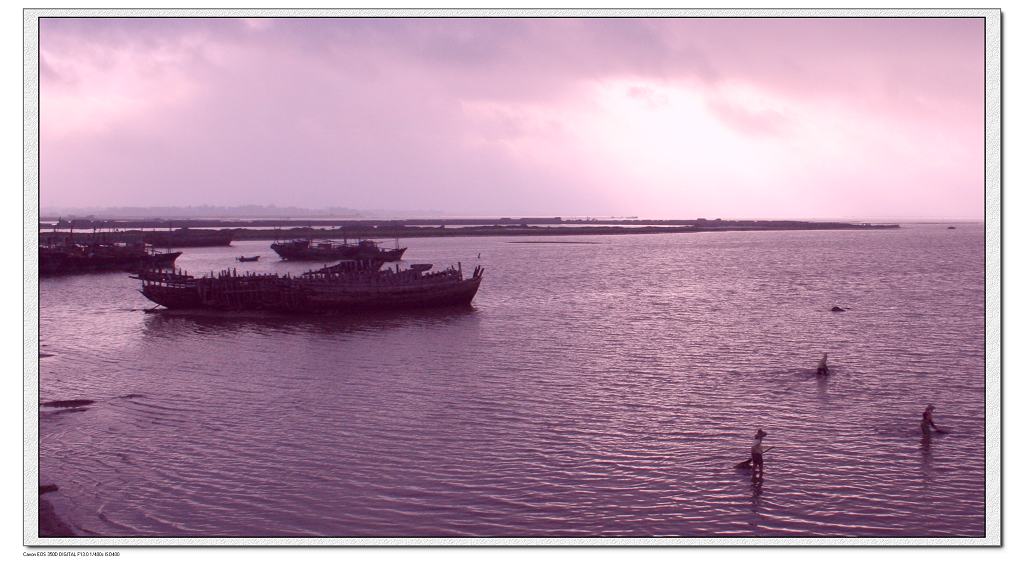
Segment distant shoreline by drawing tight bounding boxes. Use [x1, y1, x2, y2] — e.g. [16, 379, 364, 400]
[38, 219, 900, 245]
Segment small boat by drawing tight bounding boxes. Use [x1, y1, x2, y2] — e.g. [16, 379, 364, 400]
[236, 255, 260, 262]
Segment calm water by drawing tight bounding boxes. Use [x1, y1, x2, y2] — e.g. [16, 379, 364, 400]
[37, 225, 986, 537]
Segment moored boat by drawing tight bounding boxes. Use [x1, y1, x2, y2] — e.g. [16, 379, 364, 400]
[40, 242, 181, 276]
[270, 238, 406, 262]
[134, 259, 482, 314]
[236, 255, 260, 262]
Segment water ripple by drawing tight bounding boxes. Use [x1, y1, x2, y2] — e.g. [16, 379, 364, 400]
[38, 226, 986, 537]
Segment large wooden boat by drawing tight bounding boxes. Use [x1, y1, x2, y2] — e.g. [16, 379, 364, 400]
[144, 228, 233, 247]
[134, 260, 483, 313]
[270, 238, 406, 262]
[39, 242, 181, 276]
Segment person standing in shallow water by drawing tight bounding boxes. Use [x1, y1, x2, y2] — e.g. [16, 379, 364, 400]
[751, 429, 768, 481]
[921, 404, 945, 435]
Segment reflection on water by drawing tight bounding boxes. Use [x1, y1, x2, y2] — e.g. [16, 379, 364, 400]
[38, 226, 986, 537]
[751, 479, 764, 506]
[920, 435, 934, 463]
[140, 305, 480, 339]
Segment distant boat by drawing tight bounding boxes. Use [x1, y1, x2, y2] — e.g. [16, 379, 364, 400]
[236, 255, 260, 262]
[144, 228, 233, 247]
[270, 238, 406, 262]
[948, 226, 957, 229]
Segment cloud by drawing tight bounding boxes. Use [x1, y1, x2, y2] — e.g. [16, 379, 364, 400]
[704, 95, 790, 137]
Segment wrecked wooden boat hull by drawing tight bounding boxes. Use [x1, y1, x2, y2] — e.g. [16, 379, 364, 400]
[135, 262, 483, 314]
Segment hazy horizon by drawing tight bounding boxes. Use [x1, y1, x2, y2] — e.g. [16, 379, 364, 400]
[40, 18, 984, 220]
[38, 203, 982, 224]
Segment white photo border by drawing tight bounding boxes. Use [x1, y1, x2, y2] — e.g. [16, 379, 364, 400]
[23, 6, 1002, 547]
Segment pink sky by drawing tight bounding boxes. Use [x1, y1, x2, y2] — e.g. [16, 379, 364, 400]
[39, 17, 984, 219]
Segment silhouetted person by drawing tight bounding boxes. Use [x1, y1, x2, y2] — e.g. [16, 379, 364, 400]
[816, 353, 829, 377]
[751, 429, 768, 482]
[921, 404, 945, 436]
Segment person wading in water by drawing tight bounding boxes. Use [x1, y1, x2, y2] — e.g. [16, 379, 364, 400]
[921, 404, 946, 436]
[816, 353, 829, 377]
[751, 429, 768, 482]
